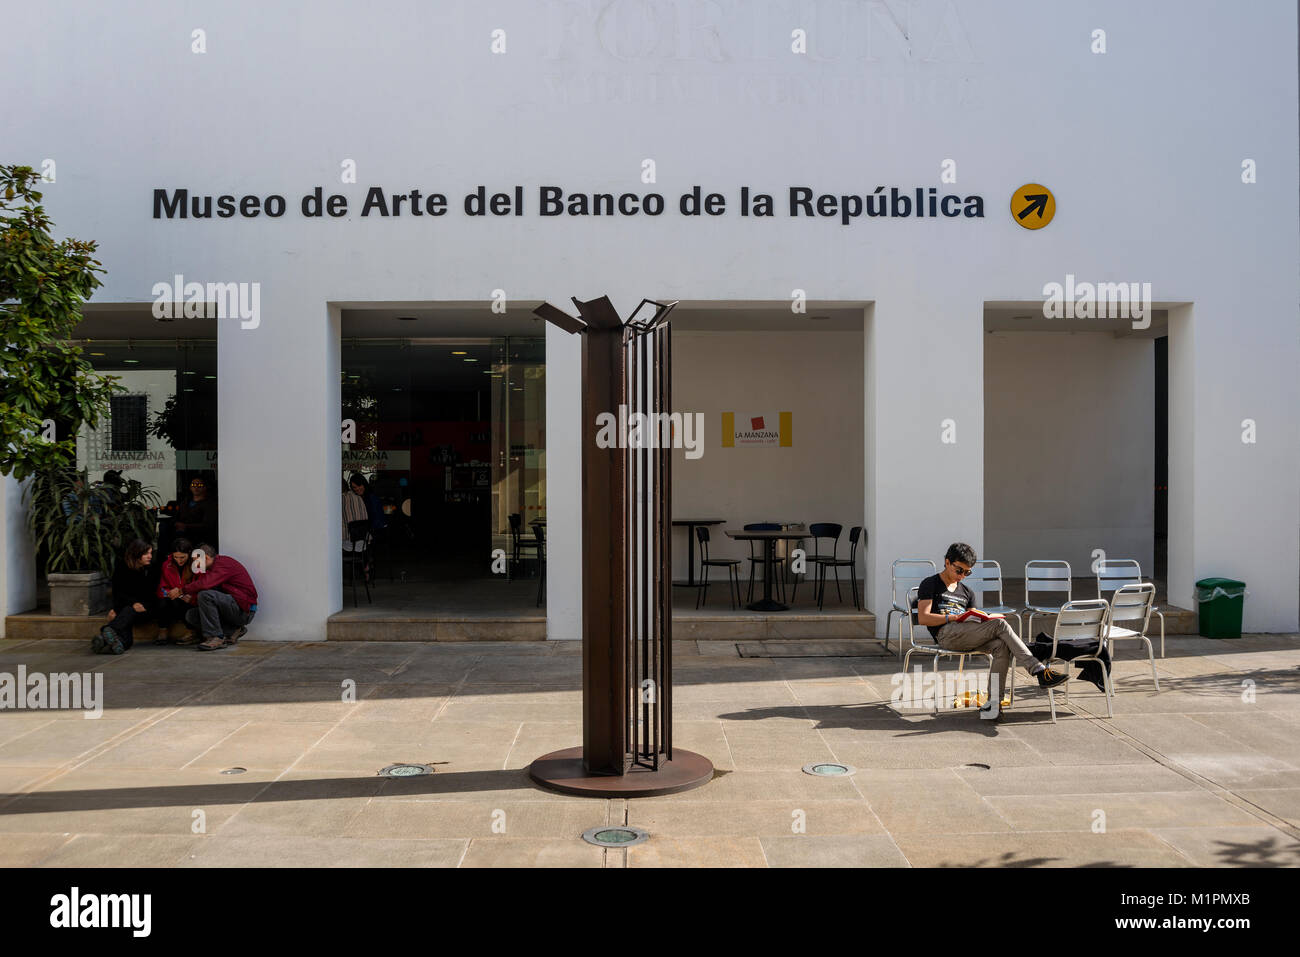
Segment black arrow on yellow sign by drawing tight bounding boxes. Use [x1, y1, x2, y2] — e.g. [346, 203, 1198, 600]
[1017, 193, 1049, 220]
[1010, 183, 1055, 230]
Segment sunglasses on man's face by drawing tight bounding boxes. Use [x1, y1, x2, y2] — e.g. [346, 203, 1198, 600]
[951, 564, 973, 577]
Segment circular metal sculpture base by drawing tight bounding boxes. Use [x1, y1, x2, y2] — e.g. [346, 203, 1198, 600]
[529, 747, 714, 798]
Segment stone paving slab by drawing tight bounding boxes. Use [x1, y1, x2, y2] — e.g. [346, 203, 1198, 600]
[0, 634, 1295, 866]
[893, 829, 1197, 868]
[759, 834, 910, 867]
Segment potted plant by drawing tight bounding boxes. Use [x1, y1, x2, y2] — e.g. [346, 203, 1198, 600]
[26, 469, 160, 616]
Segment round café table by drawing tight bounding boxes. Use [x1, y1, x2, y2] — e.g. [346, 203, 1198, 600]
[723, 528, 809, 611]
[671, 519, 725, 588]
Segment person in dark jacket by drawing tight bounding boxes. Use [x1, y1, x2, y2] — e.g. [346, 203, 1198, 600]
[348, 473, 386, 532]
[94, 539, 159, 655]
[173, 475, 218, 549]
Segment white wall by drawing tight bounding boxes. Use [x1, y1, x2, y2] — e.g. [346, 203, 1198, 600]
[1, 478, 37, 631]
[3, 0, 1296, 635]
[672, 329, 864, 569]
[984, 332, 1154, 576]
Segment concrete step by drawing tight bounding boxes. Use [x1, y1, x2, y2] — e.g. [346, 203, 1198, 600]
[737, 638, 893, 657]
[326, 616, 546, 641]
[675, 612, 877, 641]
[3, 614, 194, 642]
[7, 605, 1194, 643]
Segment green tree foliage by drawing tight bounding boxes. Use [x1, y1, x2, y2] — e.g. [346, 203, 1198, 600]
[0, 164, 121, 480]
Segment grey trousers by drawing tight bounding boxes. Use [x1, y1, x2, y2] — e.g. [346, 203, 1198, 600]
[185, 590, 253, 639]
[936, 617, 1039, 698]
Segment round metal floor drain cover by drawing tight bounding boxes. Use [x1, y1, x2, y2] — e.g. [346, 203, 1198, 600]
[219, 767, 246, 775]
[582, 826, 649, 848]
[802, 762, 856, 777]
[378, 763, 435, 778]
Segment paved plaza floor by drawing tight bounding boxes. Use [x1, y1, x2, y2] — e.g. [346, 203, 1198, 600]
[1, 634, 1298, 867]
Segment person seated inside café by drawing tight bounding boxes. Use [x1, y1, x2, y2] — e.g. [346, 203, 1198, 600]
[173, 474, 218, 549]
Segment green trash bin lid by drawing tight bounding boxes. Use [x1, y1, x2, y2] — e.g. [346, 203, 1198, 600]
[1195, 577, 1247, 601]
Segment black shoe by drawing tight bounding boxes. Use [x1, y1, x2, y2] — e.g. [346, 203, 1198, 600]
[1037, 668, 1069, 688]
[94, 625, 119, 654]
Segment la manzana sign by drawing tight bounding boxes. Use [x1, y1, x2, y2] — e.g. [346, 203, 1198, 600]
[153, 184, 986, 226]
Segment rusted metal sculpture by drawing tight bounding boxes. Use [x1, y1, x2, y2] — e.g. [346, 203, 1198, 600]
[528, 296, 713, 797]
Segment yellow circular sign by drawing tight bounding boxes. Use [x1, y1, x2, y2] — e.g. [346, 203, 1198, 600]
[1011, 183, 1055, 230]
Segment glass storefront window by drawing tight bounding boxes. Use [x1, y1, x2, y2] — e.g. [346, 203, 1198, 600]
[73, 337, 219, 509]
[340, 336, 545, 585]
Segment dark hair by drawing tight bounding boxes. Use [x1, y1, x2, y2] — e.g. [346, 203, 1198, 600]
[102, 470, 123, 488]
[169, 538, 195, 583]
[196, 542, 218, 559]
[348, 473, 369, 494]
[944, 543, 977, 566]
[124, 538, 153, 570]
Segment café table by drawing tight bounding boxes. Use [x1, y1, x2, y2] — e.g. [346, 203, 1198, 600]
[723, 528, 809, 611]
[671, 519, 725, 588]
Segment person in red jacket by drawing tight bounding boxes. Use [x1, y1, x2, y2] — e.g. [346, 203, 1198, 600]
[154, 537, 199, 645]
[168, 542, 259, 651]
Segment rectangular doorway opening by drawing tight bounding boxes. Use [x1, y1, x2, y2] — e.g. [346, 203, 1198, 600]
[332, 306, 546, 639]
[982, 303, 1187, 633]
[666, 301, 874, 644]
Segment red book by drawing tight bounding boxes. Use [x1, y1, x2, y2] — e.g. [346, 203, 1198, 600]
[952, 609, 993, 623]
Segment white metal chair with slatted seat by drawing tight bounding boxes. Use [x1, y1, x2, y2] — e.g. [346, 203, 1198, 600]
[1022, 560, 1072, 640]
[967, 560, 1023, 639]
[1008, 598, 1110, 722]
[901, 586, 995, 715]
[1096, 559, 1166, 657]
[884, 559, 937, 657]
[1102, 582, 1159, 693]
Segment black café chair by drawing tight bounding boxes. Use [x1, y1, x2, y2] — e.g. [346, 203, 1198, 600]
[743, 522, 786, 605]
[695, 526, 742, 610]
[509, 513, 542, 580]
[344, 519, 372, 606]
[791, 523, 842, 605]
[814, 526, 865, 610]
[532, 522, 546, 607]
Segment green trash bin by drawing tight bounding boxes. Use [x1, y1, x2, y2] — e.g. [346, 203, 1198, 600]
[1195, 577, 1247, 638]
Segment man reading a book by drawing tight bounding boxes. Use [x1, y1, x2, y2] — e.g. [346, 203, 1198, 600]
[915, 543, 1068, 719]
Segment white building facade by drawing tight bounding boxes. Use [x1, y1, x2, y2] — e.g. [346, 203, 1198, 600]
[2, 0, 1297, 639]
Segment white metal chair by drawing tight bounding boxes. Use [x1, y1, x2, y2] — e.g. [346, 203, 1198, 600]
[1022, 560, 1072, 639]
[1103, 582, 1160, 692]
[1010, 598, 1110, 722]
[885, 559, 937, 657]
[1096, 559, 1166, 657]
[967, 560, 1023, 639]
[901, 586, 995, 715]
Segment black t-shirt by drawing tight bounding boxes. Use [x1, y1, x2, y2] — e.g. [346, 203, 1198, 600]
[915, 573, 975, 638]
